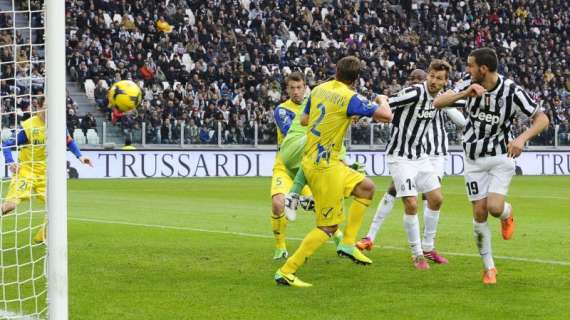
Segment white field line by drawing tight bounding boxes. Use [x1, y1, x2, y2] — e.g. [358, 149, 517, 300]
[69, 217, 570, 267]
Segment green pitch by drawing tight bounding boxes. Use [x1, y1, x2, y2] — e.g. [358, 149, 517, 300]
[66, 176, 569, 319]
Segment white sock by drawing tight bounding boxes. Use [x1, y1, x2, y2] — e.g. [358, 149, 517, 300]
[403, 213, 422, 257]
[473, 220, 495, 270]
[422, 200, 428, 213]
[422, 207, 440, 252]
[499, 202, 511, 221]
[366, 193, 395, 241]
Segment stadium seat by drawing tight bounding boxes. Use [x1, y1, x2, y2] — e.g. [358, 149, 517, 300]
[73, 129, 86, 145]
[86, 129, 99, 145]
[84, 79, 95, 100]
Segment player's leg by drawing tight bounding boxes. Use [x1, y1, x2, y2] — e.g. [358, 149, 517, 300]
[2, 172, 30, 215]
[416, 158, 447, 264]
[275, 163, 338, 286]
[334, 166, 374, 265]
[485, 155, 516, 240]
[465, 157, 496, 283]
[472, 198, 497, 284]
[270, 161, 294, 259]
[357, 180, 397, 251]
[421, 188, 447, 264]
[275, 225, 336, 287]
[33, 176, 47, 244]
[391, 159, 429, 269]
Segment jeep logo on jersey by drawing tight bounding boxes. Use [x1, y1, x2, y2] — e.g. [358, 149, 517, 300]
[417, 109, 436, 119]
[470, 109, 501, 125]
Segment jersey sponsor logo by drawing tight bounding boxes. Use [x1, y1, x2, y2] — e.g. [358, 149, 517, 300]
[470, 109, 501, 125]
[417, 109, 436, 119]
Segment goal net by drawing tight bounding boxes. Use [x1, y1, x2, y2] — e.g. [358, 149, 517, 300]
[0, 0, 63, 318]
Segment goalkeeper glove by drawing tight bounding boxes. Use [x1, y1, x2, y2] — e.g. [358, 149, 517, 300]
[284, 192, 300, 221]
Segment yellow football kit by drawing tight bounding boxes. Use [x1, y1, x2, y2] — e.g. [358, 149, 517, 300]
[301, 80, 378, 226]
[6, 116, 46, 203]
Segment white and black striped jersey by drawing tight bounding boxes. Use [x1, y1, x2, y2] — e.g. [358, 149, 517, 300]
[386, 82, 437, 159]
[424, 110, 448, 156]
[454, 75, 539, 160]
[424, 108, 467, 156]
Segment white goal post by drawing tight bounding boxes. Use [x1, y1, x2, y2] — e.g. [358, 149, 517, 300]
[0, 0, 68, 318]
[45, 0, 68, 318]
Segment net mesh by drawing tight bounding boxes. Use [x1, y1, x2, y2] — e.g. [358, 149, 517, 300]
[0, 0, 46, 318]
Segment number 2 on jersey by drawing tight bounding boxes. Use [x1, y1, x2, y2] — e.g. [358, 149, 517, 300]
[310, 103, 326, 137]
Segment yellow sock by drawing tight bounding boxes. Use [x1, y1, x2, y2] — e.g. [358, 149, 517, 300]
[272, 213, 287, 249]
[342, 198, 372, 246]
[281, 228, 329, 274]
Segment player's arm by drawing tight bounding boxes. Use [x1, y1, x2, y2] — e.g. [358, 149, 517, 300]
[2, 130, 28, 173]
[507, 89, 550, 158]
[433, 85, 486, 109]
[443, 107, 467, 128]
[289, 168, 306, 195]
[67, 133, 93, 167]
[273, 105, 296, 136]
[347, 94, 392, 123]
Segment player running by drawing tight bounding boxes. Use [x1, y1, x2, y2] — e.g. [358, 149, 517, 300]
[433, 47, 549, 284]
[1, 98, 93, 242]
[274, 56, 392, 287]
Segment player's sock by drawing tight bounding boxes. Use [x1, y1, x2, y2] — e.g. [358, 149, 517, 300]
[422, 200, 428, 213]
[342, 198, 372, 246]
[403, 213, 422, 257]
[271, 213, 287, 249]
[289, 168, 306, 195]
[473, 220, 495, 270]
[365, 193, 395, 241]
[281, 228, 329, 274]
[422, 207, 440, 252]
[499, 202, 511, 220]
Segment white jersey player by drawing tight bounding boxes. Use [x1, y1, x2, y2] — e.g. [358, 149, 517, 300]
[433, 47, 549, 284]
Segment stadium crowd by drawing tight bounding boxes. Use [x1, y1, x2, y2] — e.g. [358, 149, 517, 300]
[20, 0, 570, 145]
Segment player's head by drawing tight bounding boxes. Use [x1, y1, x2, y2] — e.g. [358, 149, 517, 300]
[426, 59, 451, 95]
[335, 56, 361, 86]
[408, 69, 427, 85]
[285, 72, 305, 104]
[467, 47, 498, 83]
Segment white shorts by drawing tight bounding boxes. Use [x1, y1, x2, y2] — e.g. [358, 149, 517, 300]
[464, 154, 515, 201]
[429, 155, 446, 182]
[387, 156, 441, 198]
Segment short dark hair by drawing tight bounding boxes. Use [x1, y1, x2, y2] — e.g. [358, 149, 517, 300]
[285, 72, 305, 85]
[427, 59, 452, 78]
[336, 56, 361, 84]
[469, 47, 498, 72]
[408, 69, 427, 83]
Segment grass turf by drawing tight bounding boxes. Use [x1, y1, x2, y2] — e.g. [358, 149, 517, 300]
[64, 176, 569, 319]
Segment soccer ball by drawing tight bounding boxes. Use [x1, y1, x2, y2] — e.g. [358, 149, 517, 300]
[108, 80, 142, 112]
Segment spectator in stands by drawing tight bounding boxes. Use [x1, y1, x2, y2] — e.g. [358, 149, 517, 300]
[62, 0, 567, 146]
